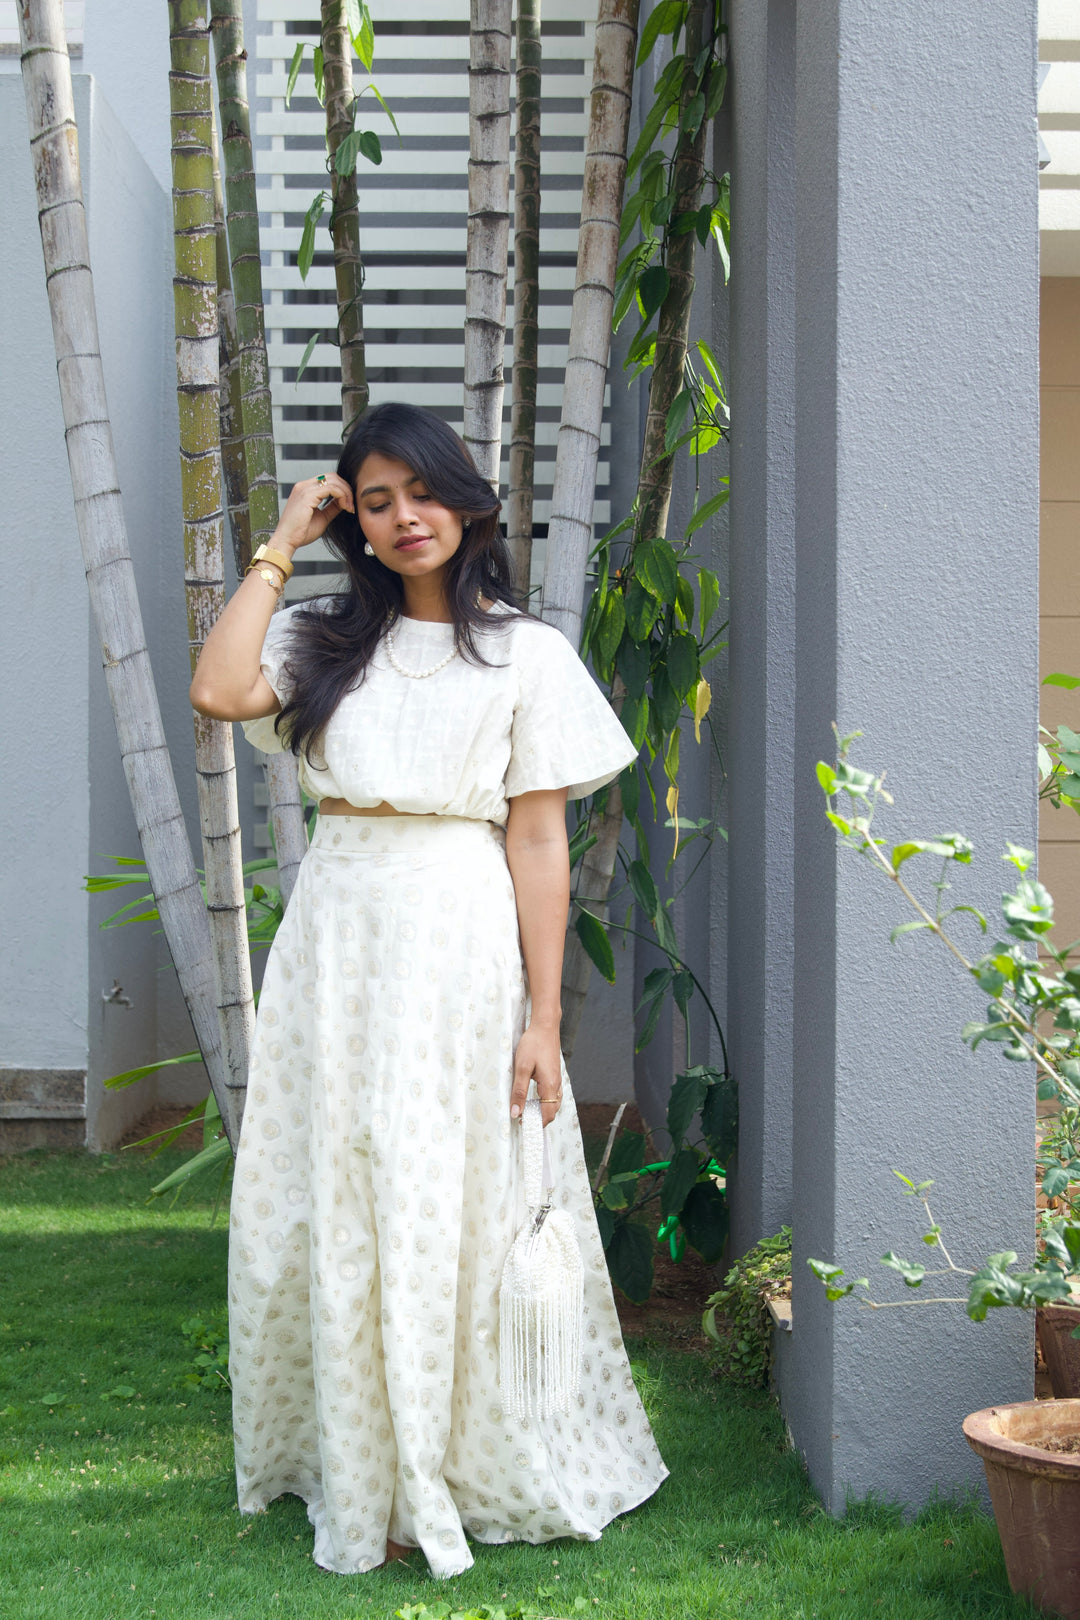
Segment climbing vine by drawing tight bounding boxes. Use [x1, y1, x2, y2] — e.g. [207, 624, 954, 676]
[574, 0, 729, 1013]
[574, 0, 733, 1301]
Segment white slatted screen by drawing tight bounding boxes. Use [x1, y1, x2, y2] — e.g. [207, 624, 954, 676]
[255, 0, 609, 597]
[0, 2, 83, 55]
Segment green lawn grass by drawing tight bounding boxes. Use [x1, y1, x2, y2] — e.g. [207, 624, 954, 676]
[0, 1148, 1036, 1620]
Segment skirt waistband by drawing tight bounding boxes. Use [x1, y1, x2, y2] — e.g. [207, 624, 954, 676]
[310, 813, 505, 858]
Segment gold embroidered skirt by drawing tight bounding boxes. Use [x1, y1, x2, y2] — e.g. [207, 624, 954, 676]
[228, 813, 667, 1577]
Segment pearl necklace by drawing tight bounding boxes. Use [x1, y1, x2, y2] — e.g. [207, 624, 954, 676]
[384, 620, 458, 680]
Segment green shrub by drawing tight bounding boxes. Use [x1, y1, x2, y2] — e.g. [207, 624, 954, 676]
[702, 1227, 792, 1386]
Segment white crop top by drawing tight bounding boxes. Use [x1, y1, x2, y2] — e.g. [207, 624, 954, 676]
[241, 600, 637, 825]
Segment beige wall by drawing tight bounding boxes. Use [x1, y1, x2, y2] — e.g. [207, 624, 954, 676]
[1040, 277, 1080, 947]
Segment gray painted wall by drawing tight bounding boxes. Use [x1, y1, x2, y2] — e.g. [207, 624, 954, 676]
[726, 0, 797, 1256]
[777, 0, 1040, 1509]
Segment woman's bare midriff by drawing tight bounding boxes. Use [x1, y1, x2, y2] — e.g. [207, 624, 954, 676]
[318, 797, 420, 817]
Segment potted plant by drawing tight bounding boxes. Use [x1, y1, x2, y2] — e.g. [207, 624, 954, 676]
[809, 731, 1080, 1619]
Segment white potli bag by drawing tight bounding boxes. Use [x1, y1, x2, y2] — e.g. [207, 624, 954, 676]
[499, 1095, 584, 1422]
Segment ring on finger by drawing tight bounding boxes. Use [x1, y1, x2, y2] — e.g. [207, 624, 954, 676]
[316, 474, 327, 484]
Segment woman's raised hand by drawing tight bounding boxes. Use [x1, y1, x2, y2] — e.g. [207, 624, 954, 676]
[274, 472, 355, 555]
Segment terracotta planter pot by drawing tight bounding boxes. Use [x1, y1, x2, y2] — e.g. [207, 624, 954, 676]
[963, 1398, 1080, 1619]
[1038, 1303, 1080, 1400]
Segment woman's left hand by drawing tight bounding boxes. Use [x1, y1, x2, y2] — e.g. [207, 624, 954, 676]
[510, 1021, 563, 1125]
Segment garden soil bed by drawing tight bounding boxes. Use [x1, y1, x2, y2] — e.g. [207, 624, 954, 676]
[123, 1099, 721, 1350]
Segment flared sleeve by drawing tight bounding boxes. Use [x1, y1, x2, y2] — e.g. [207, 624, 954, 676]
[240, 604, 302, 756]
[504, 619, 638, 801]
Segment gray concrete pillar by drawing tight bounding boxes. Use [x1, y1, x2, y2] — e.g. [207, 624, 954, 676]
[726, 0, 797, 1254]
[778, 1, 1040, 1509]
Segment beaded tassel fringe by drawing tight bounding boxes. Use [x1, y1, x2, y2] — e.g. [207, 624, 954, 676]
[499, 1098, 585, 1421]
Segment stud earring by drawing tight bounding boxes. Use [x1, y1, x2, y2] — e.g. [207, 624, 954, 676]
[462, 518, 472, 531]
[364, 541, 375, 556]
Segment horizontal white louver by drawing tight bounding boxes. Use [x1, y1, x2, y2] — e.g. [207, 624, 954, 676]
[0, 1, 83, 54]
[254, 0, 609, 597]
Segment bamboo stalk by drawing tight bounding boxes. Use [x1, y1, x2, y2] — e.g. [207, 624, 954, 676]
[168, 0, 254, 1137]
[212, 124, 251, 578]
[542, 0, 639, 642]
[16, 0, 237, 1146]
[634, 0, 710, 545]
[506, 0, 541, 593]
[464, 0, 512, 491]
[210, 0, 307, 905]
[322, 0, 369, 440]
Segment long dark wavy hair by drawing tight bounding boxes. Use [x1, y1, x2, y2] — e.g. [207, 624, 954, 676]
[274, 402, 521, 765]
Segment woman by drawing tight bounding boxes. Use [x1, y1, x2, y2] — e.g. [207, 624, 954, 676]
[190, 402, 668, 1578]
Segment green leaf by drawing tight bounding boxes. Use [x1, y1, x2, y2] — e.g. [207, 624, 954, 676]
[285, 40, 305, 106]
[651, 667, 681, 735]
[574, 909, 616, 985]
[696, 340, 724, 394]
[660, 1147, 701, 1219]
[891, 841, 925, 870]
[619, 186, 648, 247]
[667, 1070, 709, 1144]
[636, 539, 679, 605]
[605, 1221, 654, 1303]
[609, 1131, 646, 1177]
[672, 969, 694, 1019]
[616, 632, 651, 700]
[600, 1179, 630, 1211]
[347, 0, 375, 69]
[666, 632, 700, 701]
[881, 1252, 926, 1288]
[635, 984, 668, 1052]
[334, 130, 361, 176]
[149, 1135, 231, 1197]
[363, 83, 400, 140]
[1044, 672, 1080, 690]
[298, 192, 327, 281]
[1002, 876, 1055, 940]
[620, 763, 640, 823]
[889, 920, 932, 944]
[680, 91, 706, 140]
[1043, 1165, 1074, 1200]
[807, 1259, 868, 1302]
[620, 692, 650, 750]
[686, 487, 729, 537]
[680, 1180, 728, 1263]
[627, 858, 659, 921]
[313, 44, 325, 105]
[654, 901, 679, 961]
[704, 61, 728, 121]
[295, 330, 321, 384]
[638, 264, 670, 323]
[701, 1073, 738, 1161]
[625, 579, 659, 641]
[636, 0, 687, 68]
[105, 1051, 201, 1091]
[650, 192, 676, 230]
[596, 590, 626, 672]
[816, 761, 838, 794]
[357, 128, 382, 166]
[664, 389, 693, 454]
